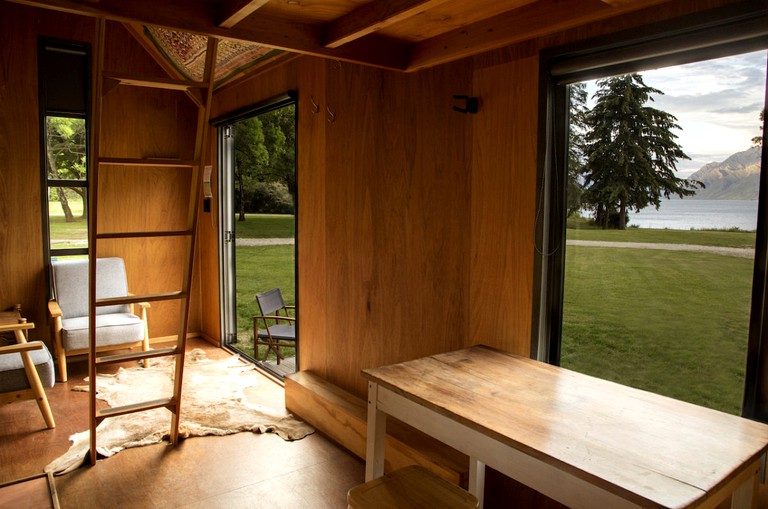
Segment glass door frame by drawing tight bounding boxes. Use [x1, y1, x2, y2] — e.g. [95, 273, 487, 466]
[212, 92, 298, 373]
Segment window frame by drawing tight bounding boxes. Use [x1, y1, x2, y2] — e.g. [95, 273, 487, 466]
[533, 5, 768, 421]
[38, 38, 91, 295]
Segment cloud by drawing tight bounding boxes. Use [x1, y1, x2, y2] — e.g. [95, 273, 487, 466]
[582, 50, 766, 177]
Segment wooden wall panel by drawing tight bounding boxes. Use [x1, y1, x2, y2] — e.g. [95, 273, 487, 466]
[0, 4, 94, 345]
[210, 57, 472, 396]
[468, 56, 539, 356]
[0, 5, 203, 347]
[98, 66, 201, 338]
[321, 61, 472, 395]
[296, 58, 328, 376]
[197, 128, 220, 343]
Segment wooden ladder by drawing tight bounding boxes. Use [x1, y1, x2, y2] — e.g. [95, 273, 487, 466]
[86, 19, 218, 466]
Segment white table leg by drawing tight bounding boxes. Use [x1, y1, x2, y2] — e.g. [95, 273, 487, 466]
[365, 381, 387, 481]
[469, 457, 485, 508]
[731, 468, 758, 509]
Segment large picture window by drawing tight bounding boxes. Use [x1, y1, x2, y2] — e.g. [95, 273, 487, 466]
[535, 10, 768, 420]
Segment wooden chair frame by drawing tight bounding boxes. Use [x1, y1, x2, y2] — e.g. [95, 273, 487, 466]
[252, 289, 295, 364]
[0, 338, 56, 429]
[48, 299, 150, 382]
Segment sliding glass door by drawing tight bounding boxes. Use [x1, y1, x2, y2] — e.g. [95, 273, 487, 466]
[215, 95, 298, 378]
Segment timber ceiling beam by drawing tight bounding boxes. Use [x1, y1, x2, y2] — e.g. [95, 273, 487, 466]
[6, 0, 410, 71]
[217, 0, 270, 29]
[406, 0, 670, 71]
[323, 0, 452, 49]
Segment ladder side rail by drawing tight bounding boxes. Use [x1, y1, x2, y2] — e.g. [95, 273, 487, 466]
[169, 36, 218, 446]
[88, 17, 107, 467]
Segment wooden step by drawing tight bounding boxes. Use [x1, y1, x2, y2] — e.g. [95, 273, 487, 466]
[285, 371, 469, 488]
[95, 291, 186, 307]
[96, 229, 194, 240]
[96, 397, 176, 423]
[103, 72, 207, 91]
[95, 347, 179, 366]
[99, 157, 197, 167]
[348, 465, 478, 509]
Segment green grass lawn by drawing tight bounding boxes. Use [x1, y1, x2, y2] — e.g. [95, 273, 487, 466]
[51, 204, 751, 410]
[49, 198, 88, 249]
[235, 213, 295, 238]
[567, 216, 755, 248]
[233, 244, 295, 360]
[232, 214, 296, 360]
[562, 246, 751, 415]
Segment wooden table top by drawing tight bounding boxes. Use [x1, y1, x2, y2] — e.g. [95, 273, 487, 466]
[362, 345, 768, 508]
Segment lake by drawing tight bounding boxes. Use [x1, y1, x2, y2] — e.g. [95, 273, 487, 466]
[627, 199, 758, 231]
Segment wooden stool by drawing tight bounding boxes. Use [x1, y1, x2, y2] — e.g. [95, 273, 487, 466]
[348, 465, 479, 509]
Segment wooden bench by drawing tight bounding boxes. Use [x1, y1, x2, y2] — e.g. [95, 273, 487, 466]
[285, 371, 469, 487]
[347, 465, 478, 509]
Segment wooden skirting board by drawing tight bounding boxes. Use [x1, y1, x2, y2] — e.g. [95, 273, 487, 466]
[285, 371, 469, 487]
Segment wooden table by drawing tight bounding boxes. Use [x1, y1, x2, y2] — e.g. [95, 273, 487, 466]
[362, 345, 768, 509]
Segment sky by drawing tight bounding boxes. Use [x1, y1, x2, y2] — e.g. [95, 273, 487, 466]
[583, 50, 767, 178]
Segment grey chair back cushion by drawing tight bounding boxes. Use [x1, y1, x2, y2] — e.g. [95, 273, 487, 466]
[52, 257, 132, 318]
[256, 288, 287, 316]
[0, 342, 55, 392]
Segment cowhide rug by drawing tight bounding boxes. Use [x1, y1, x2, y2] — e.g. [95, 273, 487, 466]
[45, 349, 314, 475]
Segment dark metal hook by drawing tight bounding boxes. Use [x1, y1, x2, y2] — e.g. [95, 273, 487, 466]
[453, 95, 479, 114]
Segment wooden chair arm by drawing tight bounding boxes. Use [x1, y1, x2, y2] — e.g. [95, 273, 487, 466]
[0, 342, 44, 355]
[48, 300, 63, 318]
[252, 315, 296, 323]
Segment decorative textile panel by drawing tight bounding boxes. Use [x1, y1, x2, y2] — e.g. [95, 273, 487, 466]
[143, 26, 283, 85]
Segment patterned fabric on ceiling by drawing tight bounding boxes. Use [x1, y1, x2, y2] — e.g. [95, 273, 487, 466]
[143, 26, 283, 85]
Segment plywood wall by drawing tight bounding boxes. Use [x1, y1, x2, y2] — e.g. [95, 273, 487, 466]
[204, 0, 749, 402]
[210, 55, 525, 397]
[0, 7, 202, 346]
[0, 4, 94, 343]
[3, 0, 748, 399]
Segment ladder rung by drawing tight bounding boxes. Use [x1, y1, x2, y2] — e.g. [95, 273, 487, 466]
[103, 72, 207, 91]
[95, 347, 179, 366]
[96, 230, 194, 240]
[99, 157, 197, 167]
[96, 397, 177, 422]
[96, 291, 186, 307]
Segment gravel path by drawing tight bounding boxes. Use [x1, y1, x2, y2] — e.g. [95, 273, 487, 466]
[236, 238, 295, 246]
[567, 240, 753, 259]
[237, 237, 753, 258]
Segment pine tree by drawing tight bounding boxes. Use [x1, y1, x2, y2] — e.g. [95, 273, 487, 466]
[567, 83, 588, 217]
[581, 73, 699, 229]
[753, 109, 764, 146]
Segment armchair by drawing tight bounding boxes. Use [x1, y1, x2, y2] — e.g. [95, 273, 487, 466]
[49, 257, 150, 382]
[253, 288, 295, 364]
[0, 309, 55, 429]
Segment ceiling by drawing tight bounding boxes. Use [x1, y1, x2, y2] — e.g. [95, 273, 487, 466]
[12, 0, 672, 86]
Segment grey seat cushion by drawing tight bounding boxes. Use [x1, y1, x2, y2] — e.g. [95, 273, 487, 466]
[0, 342, 55, 392]
[257, 324, 295, 341]
[61, 313, 145, 351]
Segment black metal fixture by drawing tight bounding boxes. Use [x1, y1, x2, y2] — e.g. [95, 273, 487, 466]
[453, 95, 479, 114]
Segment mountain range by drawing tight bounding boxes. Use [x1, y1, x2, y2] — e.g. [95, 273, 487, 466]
[687, 146, 762, 200]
